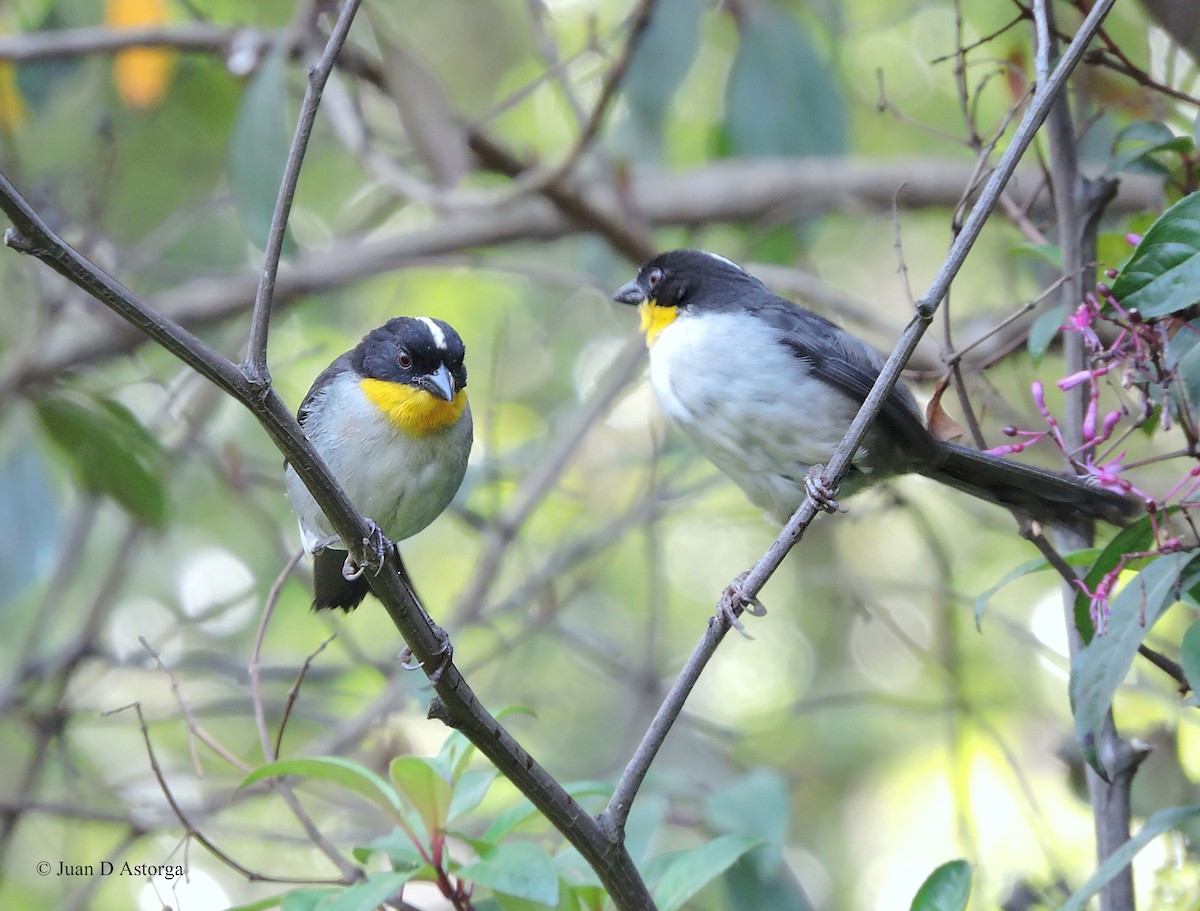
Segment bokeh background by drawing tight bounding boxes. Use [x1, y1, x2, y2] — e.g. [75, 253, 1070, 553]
[0, 0, 1197, 909]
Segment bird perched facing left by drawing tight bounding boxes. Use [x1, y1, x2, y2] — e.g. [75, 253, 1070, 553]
[284, 316, 473, 611]
[612, 249, 1136, 528]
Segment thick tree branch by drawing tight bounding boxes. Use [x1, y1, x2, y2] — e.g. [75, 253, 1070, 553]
[1, 157, 1160, 395]
[0, 23, 252, 61]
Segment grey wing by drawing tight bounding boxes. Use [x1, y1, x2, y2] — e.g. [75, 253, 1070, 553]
[756, 299, 936, 457]
[298, 352, 355, 427]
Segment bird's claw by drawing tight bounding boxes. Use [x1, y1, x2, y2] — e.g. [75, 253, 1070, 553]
[804, 465, 844, 514]
[399, 646, 421, 670]
[364, 519, 392, 575]
[340, 519, 394, 581]
[397, 629, 454, 686]
[341, 553, 364, 581]
[718, 570, 767, 640]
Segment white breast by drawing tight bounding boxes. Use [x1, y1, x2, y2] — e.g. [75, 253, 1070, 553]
[284, 372, 472, 553]
[648, 310, 866, 521]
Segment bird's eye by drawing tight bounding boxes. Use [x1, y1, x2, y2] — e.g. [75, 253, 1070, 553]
[647, 268, 663, 289]
[398, 351, 413, 369]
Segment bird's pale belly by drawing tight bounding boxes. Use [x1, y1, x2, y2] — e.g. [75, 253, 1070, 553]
[647, 312, 873, 522]
[285, 376, 471, 552]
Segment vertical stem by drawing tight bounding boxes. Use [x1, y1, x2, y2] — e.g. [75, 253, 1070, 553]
[1035, 3, 1138, 909]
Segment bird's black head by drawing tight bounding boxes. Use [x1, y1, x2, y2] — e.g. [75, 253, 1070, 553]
[353, 316, 467, 402]
[611, 250, 764, 345]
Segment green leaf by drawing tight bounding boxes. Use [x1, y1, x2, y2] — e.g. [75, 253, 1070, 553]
[14, 7, 81, 111]
[1182, 621, 1200, 693]
[355, 828, 428, 870]
[281, 890, 337, 911]
[724, 7, 845, 158]
[223, 895, 285, 911]
[0, 435, 58, 609]
[317, 871, 420, 911]
[648, 834, 765, 911]
[553, 846, 603, 890]
[909, 859, 972, 911]
[1009, 242, 1062, 268]
[622, 0, 702, 125]
[390, 756, 452, 834]
[1108, 120, 1193, 176]
[1109, 190, 1200, 318]
[1072, 514, 1160, 644]
[1070, 553, 1199, 776]
[1027, 302, 1069, 363]
[434, 730, 477, 782]
[704, 769, 789, 879]
[458, 842, 560, 906]
[431, 707, 535, 784]
[482, 782, 609, 843]
[240, 757, 403, 817]
[1061, 806, 1200, 911]
[228, 48, 291, 250]
[622, 794, 668, 865]
[705, 769, 789, 846]
[976, 550, 1097, 632]
[723, 852, 815, 911]
[482, 799, 540, 844]
[1166, 319, 1200, 421]
[33, 392, 167, 527]
[448, 768, 499, 823]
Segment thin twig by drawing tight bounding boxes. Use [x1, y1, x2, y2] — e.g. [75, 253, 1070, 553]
[244, 0, 364, 381]
[140, 637, 251, 772]
[600, 618, 732, 835]
[142, 628, 359, 880]
[275, 633, 337, 759]
[108, 702, 345, 885]
[250, 550, 305, 761]
[481, 0, 659, 202]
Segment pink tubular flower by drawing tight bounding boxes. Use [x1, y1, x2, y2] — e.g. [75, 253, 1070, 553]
[1096, 410, 1122, 447]
[1083, 453, 1154, 503]
[1162, 464, 1200, 506]
[1082, 453, 1127, 491]
[1058, 367, 1110, 391]
[1061, 300, 1103, 350]
[1075, 567, 1120, 634]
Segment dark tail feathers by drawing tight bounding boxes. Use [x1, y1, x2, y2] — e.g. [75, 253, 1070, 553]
[312, 548, 371, 612]
[923, 442, 1139, 526]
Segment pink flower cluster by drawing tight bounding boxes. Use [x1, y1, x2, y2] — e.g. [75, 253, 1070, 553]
[988, 238, 1200, 630]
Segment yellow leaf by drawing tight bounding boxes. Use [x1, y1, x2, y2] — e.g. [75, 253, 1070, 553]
[0, 61, 26, 129]
[105, 0, 176, 110]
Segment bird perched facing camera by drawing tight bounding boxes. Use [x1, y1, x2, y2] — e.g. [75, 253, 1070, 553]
[285, 316, 473, 611]
[612, 249, 1135, 527]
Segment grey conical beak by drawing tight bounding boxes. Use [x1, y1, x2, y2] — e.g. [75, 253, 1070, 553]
[420, 363, 455, 402]
[612, 279, 646, 305]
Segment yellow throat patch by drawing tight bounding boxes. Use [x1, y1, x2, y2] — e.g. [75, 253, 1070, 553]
[359, 379, 467, 436]
[638, 300, 678, 347]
